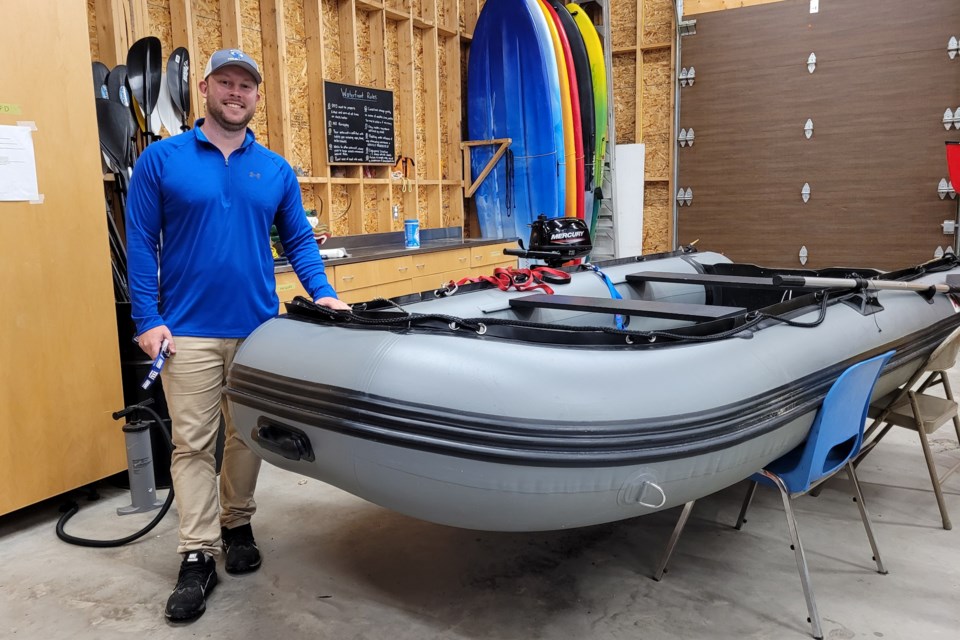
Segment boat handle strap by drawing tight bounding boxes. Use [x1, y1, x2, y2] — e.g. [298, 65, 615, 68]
[637, 481, 667, 509]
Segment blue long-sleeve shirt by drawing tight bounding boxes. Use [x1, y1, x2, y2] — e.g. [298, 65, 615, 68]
[125, 122, 336, 338]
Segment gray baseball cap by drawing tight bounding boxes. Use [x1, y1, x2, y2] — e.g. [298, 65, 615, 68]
[203, 48, 262, 84]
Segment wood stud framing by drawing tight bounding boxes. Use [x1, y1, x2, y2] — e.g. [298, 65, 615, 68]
[87, 0, 468, 238]
[611, 0, 677, 254]
[87, 0, 674, 245]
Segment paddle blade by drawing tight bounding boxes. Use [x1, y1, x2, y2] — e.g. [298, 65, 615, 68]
[127, 36, 163, 127]
[948, 142, 960, 190]
[107, 65, 139, 137]
[130, 93, 148, 134]
[167, 47, 191, 127]
[93, 62, 109, 100]
[157, 72, 182, 136]
[95, 98, 131, 173]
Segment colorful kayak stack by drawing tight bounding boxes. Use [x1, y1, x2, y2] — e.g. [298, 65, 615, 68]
[467, 0, 608, 240]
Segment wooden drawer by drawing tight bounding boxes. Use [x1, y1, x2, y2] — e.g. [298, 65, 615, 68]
[411, 248, 470, 277]
[411, 267, 466, 293]
[338, 279, 415, 304]
[334, 260, 380, 291]
[469, 242, 516, 269]
[376, 255, 414, 284]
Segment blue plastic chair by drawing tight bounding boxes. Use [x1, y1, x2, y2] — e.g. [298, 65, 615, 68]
[734, 350, 894, 639]
[653, 351, 894, 640]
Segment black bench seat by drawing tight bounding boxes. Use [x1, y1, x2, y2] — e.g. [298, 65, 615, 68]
[509, 294, 746, 322]
[625, 271, 827, 290]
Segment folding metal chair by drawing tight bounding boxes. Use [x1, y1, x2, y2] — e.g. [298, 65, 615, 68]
[653, 351, 894, 640]
[857, 326, 960, 529]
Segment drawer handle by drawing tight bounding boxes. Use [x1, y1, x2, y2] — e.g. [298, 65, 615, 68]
[458, 256, 467, 262]
[342, 275, 355, 281]
[474, 255, 482, 261]
[398, 267, 408, 272]
[416, 263, 426, 270]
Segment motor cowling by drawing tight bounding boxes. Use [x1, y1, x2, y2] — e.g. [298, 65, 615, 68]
[527, 215, 592, 261]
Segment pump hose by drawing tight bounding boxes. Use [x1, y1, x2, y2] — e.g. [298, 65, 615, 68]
[56, 403, 176, 547]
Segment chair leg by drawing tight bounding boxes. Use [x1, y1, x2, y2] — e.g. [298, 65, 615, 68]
[735, 480, 758, 530]
[762, 470, 823, 640]
[939, 373, 960, 444]
[652, 501, 695, 581]
[845, 462, 887, 575]
[913, 401, 953, 530]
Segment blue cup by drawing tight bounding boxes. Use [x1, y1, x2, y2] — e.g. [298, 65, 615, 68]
[404, 219, 420, 249]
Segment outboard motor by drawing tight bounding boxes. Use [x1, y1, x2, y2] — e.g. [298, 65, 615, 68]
[504, 215, 592, 267]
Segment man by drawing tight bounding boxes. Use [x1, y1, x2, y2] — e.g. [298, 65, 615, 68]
[125, 48, 350, 621]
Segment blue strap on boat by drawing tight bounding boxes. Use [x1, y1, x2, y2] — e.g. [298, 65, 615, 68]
[140, 339, 170, 390]
[585, 264, 627, 329]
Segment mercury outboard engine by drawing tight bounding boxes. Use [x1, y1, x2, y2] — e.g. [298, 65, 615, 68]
[503, 215, 592, 267]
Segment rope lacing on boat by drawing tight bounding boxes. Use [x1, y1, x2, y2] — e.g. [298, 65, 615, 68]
[288, 292, 831, 344]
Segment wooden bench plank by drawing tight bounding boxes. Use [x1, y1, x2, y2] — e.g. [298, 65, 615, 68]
[509, 294, 745, 321]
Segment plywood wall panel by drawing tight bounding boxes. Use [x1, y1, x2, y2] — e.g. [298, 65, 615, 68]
[642, 0, 673, 45]
[611, 0, 637, 51]
[642, 182, 671, 253]
[414, 28, 427, 177]
[147, 1, 174, 53]
[88, 0, 101, 61]
[321, 0, 342, 80]
[641, 48, 671, 178]
[613, 54, 637, 144]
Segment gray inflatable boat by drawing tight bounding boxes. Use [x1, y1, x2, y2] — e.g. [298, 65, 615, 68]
[226, 247, 960, 531]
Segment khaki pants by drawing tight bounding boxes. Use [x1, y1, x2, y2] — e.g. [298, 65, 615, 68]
[162, 337, 262, 556]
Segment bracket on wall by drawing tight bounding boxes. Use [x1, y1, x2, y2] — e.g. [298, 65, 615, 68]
[678, 19, 696, 36]
[948, 36, 958, 60]
[460, 138, 512, 198]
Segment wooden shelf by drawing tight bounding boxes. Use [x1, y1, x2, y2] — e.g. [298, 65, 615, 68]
[384, 7, 410, 21]
[296, 176, 327, 184]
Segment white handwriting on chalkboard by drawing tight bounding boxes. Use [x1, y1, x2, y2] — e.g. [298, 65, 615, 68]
[340, 88, 378, 102]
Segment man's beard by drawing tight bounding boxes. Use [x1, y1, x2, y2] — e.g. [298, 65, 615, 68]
[206, 101, 253, 132]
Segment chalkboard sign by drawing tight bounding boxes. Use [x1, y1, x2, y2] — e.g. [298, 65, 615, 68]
[323, 81, 396, 165]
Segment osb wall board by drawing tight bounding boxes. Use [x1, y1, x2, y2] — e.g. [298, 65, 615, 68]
[330, 183, 351, 236]
[356, 10, 373, 86]
[195, 1, 224, 116]
[611, 1, 636, 51]
[642, 0, 673, 45]
[87, 0, 100, 61]
[613, 54, 637, 145]
[286, 1, 312, 174]
[414, 28, 427, 177]
[684, 0, 786, 16]
[322, 0, 342, 79]
[362, 185, 379, 233]
[643, 182, 670, 253]
[641, 48, 671, 179]
[147, 1, 174, 56]
[385, 20, 404, 163]
[438, 36, 449, 179]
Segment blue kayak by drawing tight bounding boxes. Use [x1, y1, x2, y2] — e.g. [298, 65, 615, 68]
[468, 0, 565, 239]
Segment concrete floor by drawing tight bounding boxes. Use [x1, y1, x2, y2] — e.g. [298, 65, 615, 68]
[2, 393, 959, 639]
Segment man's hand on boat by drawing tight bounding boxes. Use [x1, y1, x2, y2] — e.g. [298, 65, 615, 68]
[136, 325, 175, 359]
[314, 296, 352, 312]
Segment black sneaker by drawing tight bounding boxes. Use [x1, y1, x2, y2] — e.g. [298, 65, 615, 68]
[165, 551, 218, 621]
[222, 523, 262, 574]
